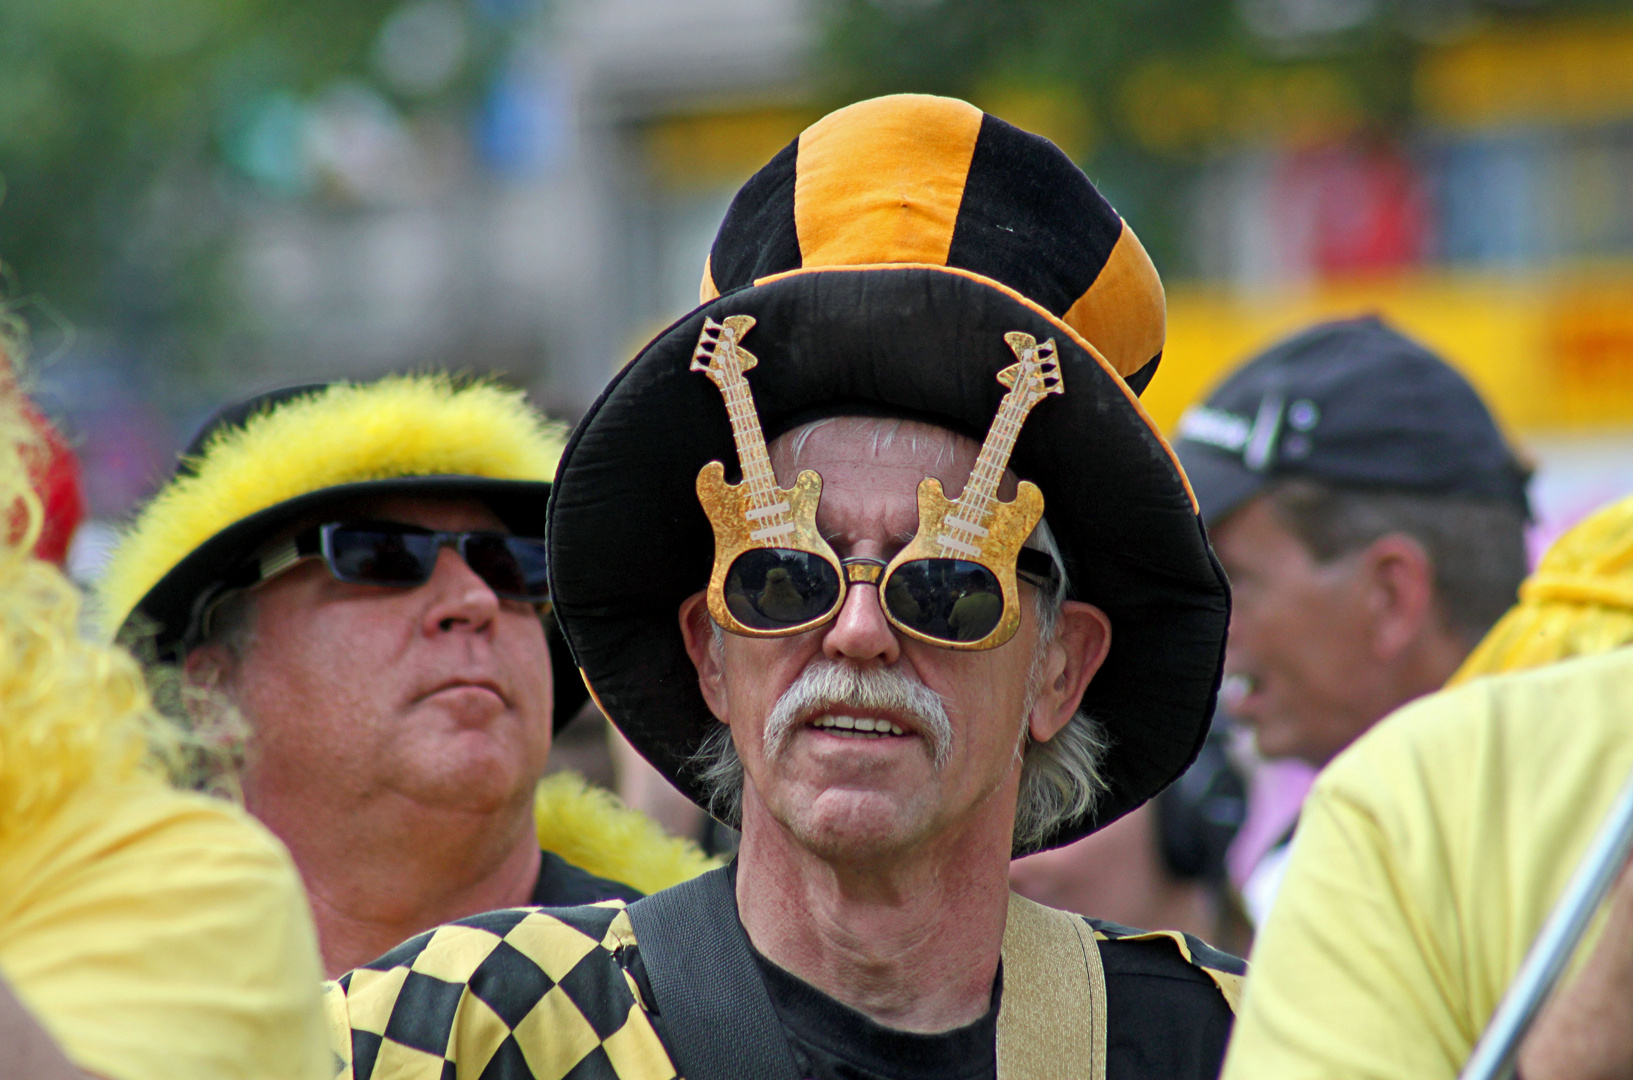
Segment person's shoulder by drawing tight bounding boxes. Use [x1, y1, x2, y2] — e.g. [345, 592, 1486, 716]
[2, 779, 328, 1080]
[1086, 918, 1246, 1011]
[5, 776, 308, 925]
[1084, 919, 1241, 1080]
[534, 848, 645, 905]
[1318, 645, 1633, 817]
[331, 902, 675, 1080]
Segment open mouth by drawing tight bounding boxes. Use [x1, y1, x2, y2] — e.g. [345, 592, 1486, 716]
[809, 715, 908, 739]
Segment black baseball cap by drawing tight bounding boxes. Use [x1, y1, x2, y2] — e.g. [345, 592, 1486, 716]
[1175, 316, 1531, 526]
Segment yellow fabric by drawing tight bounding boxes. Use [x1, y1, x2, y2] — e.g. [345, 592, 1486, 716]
[97, 374, 567, 639]
[1, 779, 329, 1080]
[1222, 646, 1633, 1080]
[794, 94, 983, 271]
[532, 772, 719, 895]
[1450, 492, 1633, 685]
[1062, 223, 1166, 380]
[322, 903, 678, 1080]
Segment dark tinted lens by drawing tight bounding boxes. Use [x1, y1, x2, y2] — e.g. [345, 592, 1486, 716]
[724, 548, 841, 630]
[463, 534, 549, 600]
[327, 528, 437, 586]
[884, 559, 1003, 643]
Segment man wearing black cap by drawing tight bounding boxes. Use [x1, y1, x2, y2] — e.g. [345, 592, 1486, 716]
[324, 94, 1241, 1080]
[98, 375, 710, 977]
[1174, 317, 1530, 920]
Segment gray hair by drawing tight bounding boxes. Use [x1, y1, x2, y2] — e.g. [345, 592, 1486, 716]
[692, 513, 1111, 851]
[1265, 478, 1528, 643]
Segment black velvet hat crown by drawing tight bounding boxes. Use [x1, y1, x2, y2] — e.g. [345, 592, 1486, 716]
[547, 94, 1230, 853]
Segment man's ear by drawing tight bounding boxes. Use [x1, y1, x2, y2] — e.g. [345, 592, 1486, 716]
[1028, 601, 1111, 744]
[183, 642, 237, 693]
[1358, 534, 1436, 661]
[677, 591, 730, 723]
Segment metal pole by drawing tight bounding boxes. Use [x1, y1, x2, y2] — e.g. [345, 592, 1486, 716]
[1459, 766, 1633, 1080]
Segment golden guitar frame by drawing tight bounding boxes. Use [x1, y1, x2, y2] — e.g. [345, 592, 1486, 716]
[880, 331, 1063, 650]
[692, 315, 1063, 650]
[692, 315, 843, 637]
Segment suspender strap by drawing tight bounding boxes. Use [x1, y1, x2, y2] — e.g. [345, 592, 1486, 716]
[996, 892, 1108, 1080]
[625, 866, 804, 1080]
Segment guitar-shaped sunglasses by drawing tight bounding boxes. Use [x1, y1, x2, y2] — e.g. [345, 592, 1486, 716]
[692, 314, 1063, 651]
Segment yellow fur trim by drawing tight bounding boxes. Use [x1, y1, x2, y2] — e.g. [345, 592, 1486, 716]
[96, 374, 566, 639]
[533, 772, 720, 894]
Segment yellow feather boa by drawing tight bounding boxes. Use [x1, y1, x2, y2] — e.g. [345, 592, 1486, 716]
[97, 374, 566, 640]
[533, 772, 720, 894]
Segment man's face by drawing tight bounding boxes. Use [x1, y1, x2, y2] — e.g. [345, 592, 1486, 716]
[1211, 495, 1393, 766]
[213, 496, 553, 827]
[681, 419, 1104, 863]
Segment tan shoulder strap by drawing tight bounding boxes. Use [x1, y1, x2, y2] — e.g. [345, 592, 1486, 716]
[996, 892, 1108, 1080]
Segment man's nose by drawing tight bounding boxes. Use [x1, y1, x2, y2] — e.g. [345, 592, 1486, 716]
[423, 547, 500, 633]
[821, 580, 900, 664]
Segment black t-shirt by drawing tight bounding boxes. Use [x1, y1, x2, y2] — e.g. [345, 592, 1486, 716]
[753, 944, 1000, 1080]
[530, 849, 643, 907]
[743, 932, 1234, 1080]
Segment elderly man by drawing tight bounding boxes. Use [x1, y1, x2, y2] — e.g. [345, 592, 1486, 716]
[1173, 319, 1530, 922]
[325, 94, 1241, 1080]
[99, 376, 710, 977]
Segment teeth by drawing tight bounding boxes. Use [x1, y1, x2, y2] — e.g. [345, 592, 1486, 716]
[811, 715, 907, 737]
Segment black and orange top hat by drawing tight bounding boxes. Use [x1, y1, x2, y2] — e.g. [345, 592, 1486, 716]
[547, 94, 1230, 853]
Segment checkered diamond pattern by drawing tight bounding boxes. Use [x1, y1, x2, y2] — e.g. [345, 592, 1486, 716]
[326, 904, 676, 1080]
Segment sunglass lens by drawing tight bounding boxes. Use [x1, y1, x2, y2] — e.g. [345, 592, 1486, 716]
[328, 528, 437, 586]
[464, 535, 550, 601]
[724, 548, 841, 630]
[884, 559, 1003, 643]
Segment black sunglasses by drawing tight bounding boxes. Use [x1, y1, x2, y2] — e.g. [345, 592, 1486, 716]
[250, 521, 550, 603]
[721, 546, 1061, 646]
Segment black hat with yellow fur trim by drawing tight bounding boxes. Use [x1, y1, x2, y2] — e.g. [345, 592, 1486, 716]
[98, 374, 590, 727]
[548, 94, 1230, 852]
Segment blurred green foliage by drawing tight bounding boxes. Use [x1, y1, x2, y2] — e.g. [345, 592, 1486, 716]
[0, 0, 498, 368]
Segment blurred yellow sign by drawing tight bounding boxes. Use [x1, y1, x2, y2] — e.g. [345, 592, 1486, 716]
[1150, 265, 1633, 439]
[644, 107, 819, 190]
[1419, 19, 1633, 129]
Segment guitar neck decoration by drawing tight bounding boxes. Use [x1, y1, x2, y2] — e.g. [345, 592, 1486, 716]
[691, 315, 794, 542]
[935, 332, 1063, 557]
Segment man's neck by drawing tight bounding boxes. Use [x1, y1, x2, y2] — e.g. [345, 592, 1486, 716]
[734, 799, 1014, 1034]
[251, 788, 542, 978]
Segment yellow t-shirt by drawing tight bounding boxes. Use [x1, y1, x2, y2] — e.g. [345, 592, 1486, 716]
[1223, 646, 1633, 1080]
[0, 778, 330, 1080]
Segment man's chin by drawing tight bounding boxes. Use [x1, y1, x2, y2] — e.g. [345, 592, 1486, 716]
[767, 785, 934, 862]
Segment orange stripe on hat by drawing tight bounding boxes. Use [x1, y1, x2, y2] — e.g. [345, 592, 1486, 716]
[794, 95, 983, 269]
[1062, 223, 1166, 380]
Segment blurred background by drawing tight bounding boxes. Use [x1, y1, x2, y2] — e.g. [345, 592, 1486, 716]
[5, 0, 1632, 933]
[5, 0, 1633, 572]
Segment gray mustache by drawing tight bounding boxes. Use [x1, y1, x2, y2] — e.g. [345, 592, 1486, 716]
[762, 659, 953, 768]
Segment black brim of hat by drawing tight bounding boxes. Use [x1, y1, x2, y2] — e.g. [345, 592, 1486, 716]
[548, 266, 1230, 854]
[125, 475, 589, 730]
[1173, 443, 1272, 527]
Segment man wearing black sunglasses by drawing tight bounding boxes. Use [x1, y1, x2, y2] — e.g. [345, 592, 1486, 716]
[98, 375, 712, 978]
[324, 97, 1242, 1080]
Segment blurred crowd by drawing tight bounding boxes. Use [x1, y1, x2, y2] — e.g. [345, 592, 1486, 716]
[4, 74, 1633, 1080]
